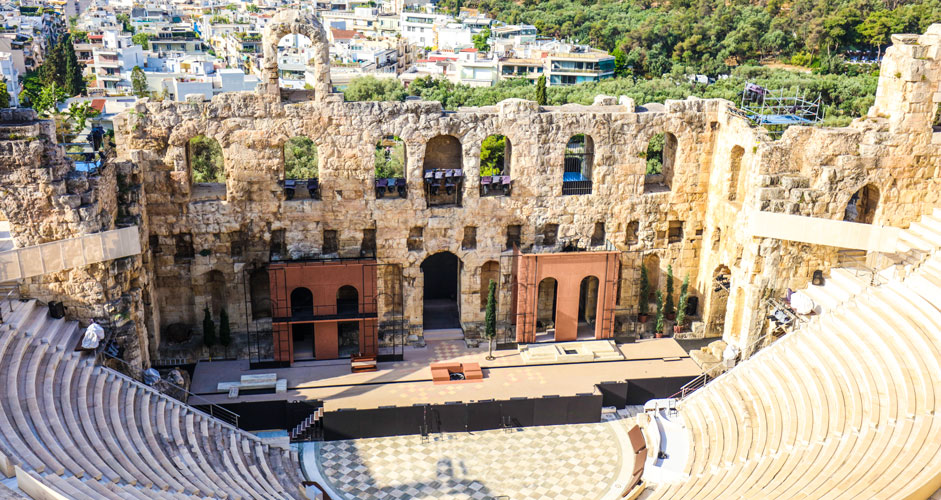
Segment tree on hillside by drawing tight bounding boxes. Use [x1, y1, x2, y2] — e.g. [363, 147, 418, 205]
[664, 264, 675, 318]
[61, 34, 85, 96]
[535, 74, 547, 106]
[473, 27, 491, 53]
[131, 32, 152, 49]
[0, 82, 9, 108]
[343, 75, 406, 102]
[131, 66, 149, 97]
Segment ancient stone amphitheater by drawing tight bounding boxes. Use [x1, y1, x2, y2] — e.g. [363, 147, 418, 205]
[0, 8, 940, 500]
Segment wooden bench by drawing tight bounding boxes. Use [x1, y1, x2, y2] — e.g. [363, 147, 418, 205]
[350, 355, 377, 373]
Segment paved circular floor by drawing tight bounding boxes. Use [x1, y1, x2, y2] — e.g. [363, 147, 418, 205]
[317, 422, 623, 500]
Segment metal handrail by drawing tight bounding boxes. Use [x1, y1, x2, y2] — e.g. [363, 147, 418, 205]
[96, 348, 240, 428]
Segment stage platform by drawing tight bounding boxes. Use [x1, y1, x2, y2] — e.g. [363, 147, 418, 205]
[191, 338, 701, 411]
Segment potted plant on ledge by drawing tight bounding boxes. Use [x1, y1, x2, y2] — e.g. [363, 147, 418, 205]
[675, 274, 689, 335]
[638, 265, 651, 323]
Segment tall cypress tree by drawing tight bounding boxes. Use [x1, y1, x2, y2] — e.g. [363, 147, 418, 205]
[484, 279, 497, 360]
[61, 34, 85, 96]
[40, 38, 64, 87]
[535, 74, 547, 106]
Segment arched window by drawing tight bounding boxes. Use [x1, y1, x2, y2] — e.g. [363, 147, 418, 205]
[423, 135, 464, 207]
[337, 285, 358, 315]
[562, 134, 593, 195]
[261, 10, 330, 99]
[644, 132, 677, 193]
[290, 287, 313, 317]
[480, 261, 500, 310]
[187, 135, 225, 200]
[728, 146, 744, 202]
[375, 135, 407, 199]
[249, 269, 271, 320]
[844, 184, 880, 224]
[282, 136, 320, 200]
[480, 134, 511, 196]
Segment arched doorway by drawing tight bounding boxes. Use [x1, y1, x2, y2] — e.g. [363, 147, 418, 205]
[337, 285, 358, 315]
[480, 261, 500, 310]
[535, 277, 558, 341]
[261, 9, 330, 98]
[421, 252, 461, 330]
[578, 276, 599, 337]
[844, 184, 879, 224]
[578, 276, 600, 338]
[290, 286, 315, 360]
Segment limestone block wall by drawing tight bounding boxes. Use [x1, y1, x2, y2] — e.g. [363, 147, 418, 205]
[0, 109, 150, 367]
[118, 93, 726, 359]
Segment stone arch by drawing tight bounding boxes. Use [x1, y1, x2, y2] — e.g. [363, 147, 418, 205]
[420, 251, 462, 329]
[644, 132, 677, 192]
[375, 135, 407, 199]
[262, 9, 330, 99]
[186, 134, 225, 199]
[282, 136, 320, 200]
[480, 134, 511, 197]
[562, 134, 593, 195]
[844, 183, 880, 224]
[728, 145, 745, 202]
[423, 135, 464, 206]
[337, 285, 358, 315]
[480, 260, 500, 310]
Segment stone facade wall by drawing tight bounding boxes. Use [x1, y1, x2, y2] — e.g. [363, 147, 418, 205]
[4, 17, 941, 367]
[0, 109, 150, 367]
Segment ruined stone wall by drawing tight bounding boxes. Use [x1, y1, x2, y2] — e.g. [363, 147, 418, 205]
[117, 92, 727, 361]
[0, 109, 151, 367]
[6, 16, 941, 366]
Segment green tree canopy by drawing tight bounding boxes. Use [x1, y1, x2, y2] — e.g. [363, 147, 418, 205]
[131, 66, 148, 98]
[374, 137, 405, 179]
[0, 82, 9, 108]
[188, 135, 225, 183]
[343, 76, 407, 102]
[480, 134, 506, 176]
[131, 32, 152, 49]
[284, 136, 319, 179]
[473, 27, 491, 52]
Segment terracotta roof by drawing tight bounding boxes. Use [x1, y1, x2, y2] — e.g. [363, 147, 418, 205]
[330, 28, 357, 40]
[90, 99, 106, 112]
[459, 47, 478, 53]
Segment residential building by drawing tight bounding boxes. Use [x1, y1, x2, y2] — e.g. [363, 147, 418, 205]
[0, 52, 20, 106]
[90, 30, 145, 93]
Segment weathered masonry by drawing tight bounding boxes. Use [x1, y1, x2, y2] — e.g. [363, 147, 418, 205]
[1, 10, 940, 369]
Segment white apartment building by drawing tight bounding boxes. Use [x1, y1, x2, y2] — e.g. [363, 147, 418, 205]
[90, 31, 145, 93]
[0, 52, 20, 106]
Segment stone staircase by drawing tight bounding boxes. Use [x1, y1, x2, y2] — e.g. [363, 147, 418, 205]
[639, 218, 941, 499]
[794, 209, 941, 316]
[0, 299, 307, 499]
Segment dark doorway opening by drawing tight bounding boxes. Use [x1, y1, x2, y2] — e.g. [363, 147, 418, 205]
[290, 287, 313, 318]
[578, 276, 600, 338]
[337, 285, 358, 316]
[292, 323, 315, 360]
[338, 322, 360, 358]
[421, 252, 461, 329]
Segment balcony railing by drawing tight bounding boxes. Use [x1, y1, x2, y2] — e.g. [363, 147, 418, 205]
[561, 179, 592, 195]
